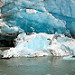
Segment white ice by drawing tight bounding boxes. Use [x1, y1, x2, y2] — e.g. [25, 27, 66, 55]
[1, 33, 75, 58]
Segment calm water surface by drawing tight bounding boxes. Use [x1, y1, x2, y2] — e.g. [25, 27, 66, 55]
[0, 56, 75, 75]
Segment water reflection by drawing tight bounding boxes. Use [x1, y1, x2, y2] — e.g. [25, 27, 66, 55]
[0, 56, 75, 75]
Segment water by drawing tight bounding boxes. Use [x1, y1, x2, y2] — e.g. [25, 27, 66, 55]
[0, 56, 75, 75]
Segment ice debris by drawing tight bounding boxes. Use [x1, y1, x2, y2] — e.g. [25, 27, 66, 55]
[1, 33, 75, 58]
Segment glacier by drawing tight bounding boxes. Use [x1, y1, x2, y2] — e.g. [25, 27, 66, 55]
[0, 33, 75, 58]
[1, 0, 75, 35]
[0, 0, 75, 58]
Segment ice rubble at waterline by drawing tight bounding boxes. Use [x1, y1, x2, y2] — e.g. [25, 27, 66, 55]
[1, 33, 75, 58]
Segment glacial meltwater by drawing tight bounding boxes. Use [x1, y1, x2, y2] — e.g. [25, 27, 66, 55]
[0, 56, 75, 75]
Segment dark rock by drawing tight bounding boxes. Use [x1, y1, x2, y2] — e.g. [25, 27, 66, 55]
[72, 56, 75, 58]
[0, 33, 17, 47]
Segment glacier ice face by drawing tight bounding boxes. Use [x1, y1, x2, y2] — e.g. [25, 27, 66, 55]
[1, 0, 73, 35]
[1, 33, 75, 58]
[0, 0, 75, 58]
[0, 17, 24, 33]
[44, 0, 75, 35]
[45, 0, 75, 18]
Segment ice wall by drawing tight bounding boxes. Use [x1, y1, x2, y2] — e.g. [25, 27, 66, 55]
[0, 0, 75, 58]
[1, 33, 75, 58]
[44, 0, 75, 35]
[1, 0, 75, 35]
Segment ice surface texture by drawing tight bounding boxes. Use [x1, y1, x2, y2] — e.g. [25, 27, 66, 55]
[0, 0, 75, 58]
[0, 0, 75, 35]
[1, 33, 75, 58]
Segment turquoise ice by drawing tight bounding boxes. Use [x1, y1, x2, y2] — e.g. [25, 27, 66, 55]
[1, 0, 75, 35]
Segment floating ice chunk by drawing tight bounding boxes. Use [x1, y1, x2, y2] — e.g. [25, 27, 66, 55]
[63, 56, 75, 60]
